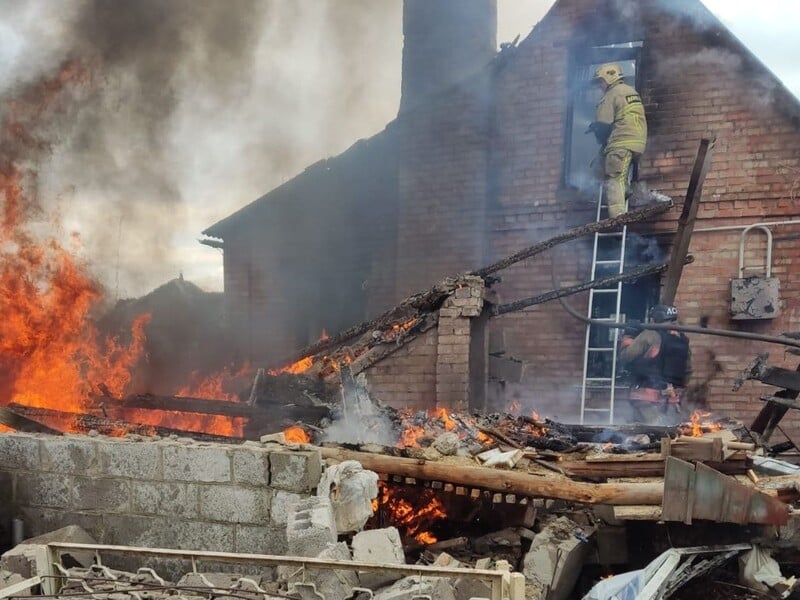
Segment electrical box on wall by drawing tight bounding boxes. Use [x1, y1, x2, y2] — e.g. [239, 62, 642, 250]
[730, 276, 780, 320]
[730, 226, 780, 321]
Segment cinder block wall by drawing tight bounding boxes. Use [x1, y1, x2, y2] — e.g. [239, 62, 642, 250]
[0, 432, 321, 555]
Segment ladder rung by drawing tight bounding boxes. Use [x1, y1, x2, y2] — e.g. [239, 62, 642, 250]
[586, 377, 613, 382]
[588, 347, 614, 352]
[583, 408, 612, 412]
[595, 260, 621, 265]
[591, 289, 619, 294]
[597, 232, 624, 238]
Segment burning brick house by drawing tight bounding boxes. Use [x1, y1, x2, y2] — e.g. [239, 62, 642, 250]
[202, 0, 800, 435]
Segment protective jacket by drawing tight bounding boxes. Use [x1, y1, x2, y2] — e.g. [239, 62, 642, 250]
[595, 81, 647, 154]
[620, 329, 691, 389]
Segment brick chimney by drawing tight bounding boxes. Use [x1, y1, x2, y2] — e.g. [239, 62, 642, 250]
[400, 0, 497, 113]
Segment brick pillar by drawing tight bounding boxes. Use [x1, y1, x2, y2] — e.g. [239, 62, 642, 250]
[436, 276, 484, 410]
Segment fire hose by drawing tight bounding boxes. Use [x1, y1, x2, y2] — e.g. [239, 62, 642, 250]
[550, 257, 800, 350]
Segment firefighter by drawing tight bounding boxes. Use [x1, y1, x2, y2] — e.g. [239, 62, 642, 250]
[587, 63, 648, 218]
[619, 304, 691, 425]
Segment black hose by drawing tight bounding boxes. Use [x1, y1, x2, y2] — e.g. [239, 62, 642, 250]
[549, 253, 800, 350]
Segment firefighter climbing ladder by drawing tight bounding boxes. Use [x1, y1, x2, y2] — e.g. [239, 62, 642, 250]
[579, 186, 627, 424]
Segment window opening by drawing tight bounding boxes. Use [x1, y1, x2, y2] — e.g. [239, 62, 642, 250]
[564, 41, 643, 192]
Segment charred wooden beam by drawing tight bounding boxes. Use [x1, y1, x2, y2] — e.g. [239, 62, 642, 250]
[661, 138, 715, 305]
[563, 458, 749, 479]
[89, 394, 255, 417]
[0, 405, 63, 435]
[8, 403, 241, 443]
[492, 259, 690, 316]
[472, 201, 673, 278]
[318, 446, 664, 505]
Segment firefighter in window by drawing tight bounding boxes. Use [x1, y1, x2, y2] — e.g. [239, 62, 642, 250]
[587, 63, 648, 218]
[619, 304, 691, 425]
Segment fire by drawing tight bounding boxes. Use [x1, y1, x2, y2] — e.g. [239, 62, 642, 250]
[268, 355, 313, 376]
[399, 424, 427, 448]
[284, 425, 311, 444]
[431, 407, 456, 431]
[508, 400, 522, 415]
[683, 410, 724, 437]
[126, 409, 244, 438]
[176, 363, 251, 401]
[1, 64, 149, 421]
[372, 482, 446, 545]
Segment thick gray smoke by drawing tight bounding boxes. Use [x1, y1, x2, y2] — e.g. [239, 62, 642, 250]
[0, 0, 402, 299]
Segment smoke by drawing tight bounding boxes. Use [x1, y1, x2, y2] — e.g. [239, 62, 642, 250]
[0, 0, 402, 298]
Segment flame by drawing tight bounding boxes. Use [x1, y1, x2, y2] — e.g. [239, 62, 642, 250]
[321, 329, 329, 341]
[399, 424, 427, 448]
[372, 482, 446, 545]
[125, 409, 244, 438]
[268, 355, 313, 376]
[0, 64, 150, 422]
[531, 410, 542, 422]
[683, 410, 724, 437]
[431, 407, 456, 431]
[176, 363, 251, 401]
[284, 425, 311, 444]
[508, 400, 522, 415]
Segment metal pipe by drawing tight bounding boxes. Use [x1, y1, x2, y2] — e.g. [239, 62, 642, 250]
[651, 219, 800, 235]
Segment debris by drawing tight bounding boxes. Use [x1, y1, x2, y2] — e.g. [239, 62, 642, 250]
[352, 527, 405, 589]
[662, 456, 790, 525]
[0, 525, 96, 578]
[523, 516, 595, 600]
[373, 575, 455, 600]
[287, 542, 357, 600]
[738, 546, 797, 598]
[432, 432, 460, 456]
[317, 460, 379, 534]
[285, 497, 337, 559]
[477, 448, 523, 469]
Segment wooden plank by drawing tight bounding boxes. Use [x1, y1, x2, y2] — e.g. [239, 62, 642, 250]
[563, 459, 748, 479]
[613, 506, 663, 521]
[317, 446, 664, 505]
[585, 453, 664, 463]
[661, 137, 715, 304]
[0, 406, 62, 435]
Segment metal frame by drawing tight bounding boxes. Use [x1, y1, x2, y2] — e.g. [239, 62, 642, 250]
[39, 542, 524, 600]
[580, 186, 627, 424]
[738, 224, 774, 278]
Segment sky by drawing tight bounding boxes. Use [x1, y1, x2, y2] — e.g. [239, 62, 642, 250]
[1, 1, 798, 299]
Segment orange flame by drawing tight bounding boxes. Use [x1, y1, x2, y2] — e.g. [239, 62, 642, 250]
[683, 410, 724, 437]
[372, 482, 446, 544]
[284, 425, 311, 444]
[268, 355, 313, 376]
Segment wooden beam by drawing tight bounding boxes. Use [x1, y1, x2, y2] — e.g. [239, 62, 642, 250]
[563, 459, 748, 479]
[8, 404, 240, 442]
[493, 259, 690, 316]
[318, 446, 664, 505]
[473, 201, 673, 278]
[0, 406, 62, 435]
[661, 138, 715, 304]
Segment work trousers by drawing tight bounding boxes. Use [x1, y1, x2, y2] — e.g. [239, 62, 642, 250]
[596, 148, 638, 218]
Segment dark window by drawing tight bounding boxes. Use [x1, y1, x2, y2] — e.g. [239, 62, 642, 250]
[564, 42, 643, 192]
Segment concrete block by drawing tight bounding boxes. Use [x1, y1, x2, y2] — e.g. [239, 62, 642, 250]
[269, 490, 306, 526]
[269, 450, 321, 492]
[232, 447, 270, 486]
[97, 440, 159, 479]
[374, 575, 455, 600]
[163, 444, 230, 483]
[288, 542, 356, 600]
[234, 524, 287, 555]
[71, 477, 129, 513]
[318, 460, 378, 534]
[15, 473, 71, 508]
[1, 525, 96, 578]
[18, 507, 101, 542]
[522, 517, 594, 600]
[199, 485, 270, 524]
[0, 434, 41, 471]
[40, 436, 98, 475]
[287, 497, 337, 558]
[103, 515, 235, 552]
[432, 432, 460, 456]
[454, 576, 491, 600]
[131, 481, 199, 519]
[352, 527, 405, 589]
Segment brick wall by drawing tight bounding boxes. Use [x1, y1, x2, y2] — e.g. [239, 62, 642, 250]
[393, 0, 800, 435]
[0, 432, 322, 555]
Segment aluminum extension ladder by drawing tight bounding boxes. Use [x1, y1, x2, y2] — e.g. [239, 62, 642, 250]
[579, 186, 628, 424]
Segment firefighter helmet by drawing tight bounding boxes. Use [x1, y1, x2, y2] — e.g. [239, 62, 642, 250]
[592, 63, 623, 86]
[649, 304, 679, 323]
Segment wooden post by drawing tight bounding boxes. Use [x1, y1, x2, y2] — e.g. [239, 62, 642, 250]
[661, 138, 715, 305]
